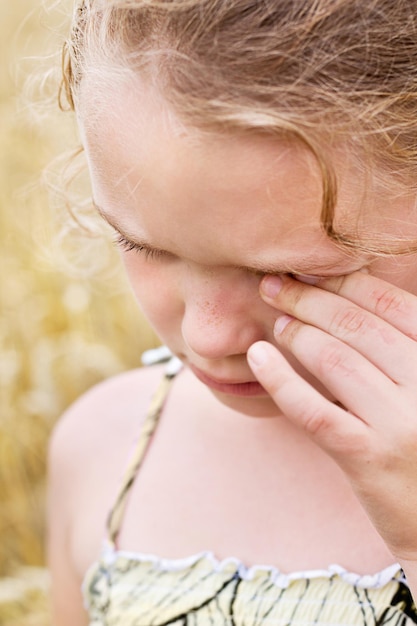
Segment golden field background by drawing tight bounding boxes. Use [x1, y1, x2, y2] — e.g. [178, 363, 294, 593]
[0, 1, 158, 622]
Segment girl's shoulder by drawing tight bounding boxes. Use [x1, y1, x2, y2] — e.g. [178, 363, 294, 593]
[49, 364, 166, 467]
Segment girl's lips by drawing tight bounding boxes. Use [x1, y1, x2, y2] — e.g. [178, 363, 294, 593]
[189, 365, 267, 397]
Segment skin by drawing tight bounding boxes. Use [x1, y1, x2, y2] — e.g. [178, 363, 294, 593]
[248, 272, 417, 588]
[48, 76, 417, 623]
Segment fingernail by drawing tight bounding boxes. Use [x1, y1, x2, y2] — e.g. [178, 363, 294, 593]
[261, 275, 283, 298]
[274, 315, 294, 335]
[247, 342, 269, 366]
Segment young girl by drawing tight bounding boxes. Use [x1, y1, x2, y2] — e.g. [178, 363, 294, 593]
[48, 1, 417, 624]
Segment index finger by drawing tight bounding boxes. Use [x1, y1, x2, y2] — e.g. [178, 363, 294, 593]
[317, 271, 417, 340]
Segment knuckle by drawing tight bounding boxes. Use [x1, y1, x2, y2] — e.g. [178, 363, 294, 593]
[316, 343, 354, 377]
[330, 306, 370, 337]
[300, 408, 372, 462]
[372, 286, 408, 317]
[301, 408, 331, 436]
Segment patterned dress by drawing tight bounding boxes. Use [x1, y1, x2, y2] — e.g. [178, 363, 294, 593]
[83, 358, 417, 626]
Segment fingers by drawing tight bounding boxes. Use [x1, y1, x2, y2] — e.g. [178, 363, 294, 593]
[271, 319, 398, 425]
[259, 272, 417, 385]
[320, 272, 417, 340]
[247, 340, 369, 463]
[249, 273, 417, 562]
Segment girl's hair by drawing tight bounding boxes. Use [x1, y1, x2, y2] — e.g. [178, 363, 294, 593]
[61, 0, 417, 254]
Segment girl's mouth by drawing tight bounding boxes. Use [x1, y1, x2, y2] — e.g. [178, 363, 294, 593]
[189, 365, 267, 397]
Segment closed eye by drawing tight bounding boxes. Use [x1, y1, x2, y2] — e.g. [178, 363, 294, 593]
[114, 233, 168, 260]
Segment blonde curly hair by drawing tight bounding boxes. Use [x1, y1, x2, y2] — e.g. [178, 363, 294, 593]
[61, 0, 417, 254]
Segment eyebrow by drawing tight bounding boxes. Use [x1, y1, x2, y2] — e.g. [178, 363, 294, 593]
[94, 202, 358, 275]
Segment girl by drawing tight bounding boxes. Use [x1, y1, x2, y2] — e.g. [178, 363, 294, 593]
[48, 1, 417, 624]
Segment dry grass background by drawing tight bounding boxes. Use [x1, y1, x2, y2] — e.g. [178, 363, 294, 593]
[0, 1, 158, 623]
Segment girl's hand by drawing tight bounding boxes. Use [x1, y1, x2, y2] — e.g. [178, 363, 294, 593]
[247, 271, 417, 567]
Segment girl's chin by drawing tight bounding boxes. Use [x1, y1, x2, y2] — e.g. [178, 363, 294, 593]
[207, 380, 339, 419]
[209, 388, 285, 418]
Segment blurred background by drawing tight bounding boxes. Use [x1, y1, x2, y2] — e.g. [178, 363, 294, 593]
[0, 1, 158, 623]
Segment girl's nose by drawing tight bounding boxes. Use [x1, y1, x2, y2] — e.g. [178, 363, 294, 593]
[181, 285, 263, 360]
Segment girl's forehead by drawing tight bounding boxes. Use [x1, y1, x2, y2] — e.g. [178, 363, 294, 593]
[82, 78, 321, 205]
[81, 76, 417, 263]
[81, 74, 361, 203]
[85, 101, 322, 234]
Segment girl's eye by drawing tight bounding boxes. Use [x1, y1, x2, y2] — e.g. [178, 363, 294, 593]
[114, 234, 166, 260]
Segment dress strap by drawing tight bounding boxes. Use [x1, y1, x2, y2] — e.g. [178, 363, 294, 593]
[106, 356, 182, 547]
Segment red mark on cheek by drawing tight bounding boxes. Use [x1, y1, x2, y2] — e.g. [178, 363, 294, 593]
[197, 300, 223, 328]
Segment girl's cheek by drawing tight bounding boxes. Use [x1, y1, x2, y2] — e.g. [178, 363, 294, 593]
[121, 254, 161, 285]
[121, 255, 181, 311]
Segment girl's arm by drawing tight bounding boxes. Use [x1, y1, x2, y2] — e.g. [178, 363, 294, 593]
[247, 271, 417, 601]
[47, 421, 89, 626]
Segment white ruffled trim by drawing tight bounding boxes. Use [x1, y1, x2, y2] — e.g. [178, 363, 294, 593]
[99, 541, 404, 590]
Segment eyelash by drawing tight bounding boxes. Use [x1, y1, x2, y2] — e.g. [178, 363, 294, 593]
[113, 234, 334, 278]
[114, 234, 166, 260]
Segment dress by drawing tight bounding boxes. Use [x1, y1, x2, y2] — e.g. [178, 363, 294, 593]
[82, 357, 417, 626]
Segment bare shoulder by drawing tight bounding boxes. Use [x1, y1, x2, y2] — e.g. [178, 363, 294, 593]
[47, 365, 165, 625]
[51, 363, 166, 448]
[48, 364, 166, 513]
[48, 363, 166, 530]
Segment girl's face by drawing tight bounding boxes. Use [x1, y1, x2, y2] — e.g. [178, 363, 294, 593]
[80, 80, 417, 417]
